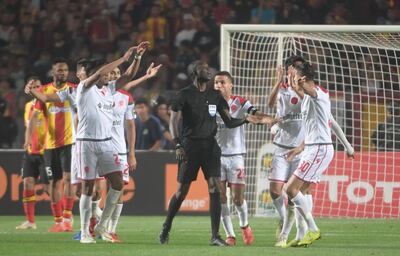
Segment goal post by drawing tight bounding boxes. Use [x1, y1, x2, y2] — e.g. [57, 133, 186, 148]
[220, 25, 400, 218]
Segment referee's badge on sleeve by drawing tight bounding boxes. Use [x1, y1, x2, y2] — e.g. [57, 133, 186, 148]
[208, 104, 217, 117]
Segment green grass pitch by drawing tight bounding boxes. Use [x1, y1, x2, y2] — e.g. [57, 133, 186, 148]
[0, 216, 399, 256]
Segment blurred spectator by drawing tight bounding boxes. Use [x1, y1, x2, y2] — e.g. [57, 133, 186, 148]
[137, 21, 154, 49]
[174, 13, 197, 48]
[213, 0, 232, 25]
[175, 40, 197, 73]
[153, 96, 174, 150]
[304, 0, 329, 24]
[251, 0, 276, 24]
[88, 6, 116, 55]
[0, 12, 16, 47]
[146, 3, 168, 45]
[134, 98, 162, 151]
[371, 102, 400, 151]
[192, 19, 217, 55]
[0, 78, 17, 118]
[0, 79, 18, 148]
[325, 2, 349, 24]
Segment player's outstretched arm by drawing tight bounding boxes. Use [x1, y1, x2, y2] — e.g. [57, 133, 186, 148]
[84, 46, 136, 88]
[25, 80, 61, 103]
[121, 62, 162, 91]
[268, 65, 284, 108]
[124, 41, 150, 79]
[247, 113, 279, 125]
[330, 114, 355, 159]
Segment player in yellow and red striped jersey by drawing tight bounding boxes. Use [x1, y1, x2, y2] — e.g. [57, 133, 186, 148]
[16, 77, 49, 230]
[30, 59, 76, 232]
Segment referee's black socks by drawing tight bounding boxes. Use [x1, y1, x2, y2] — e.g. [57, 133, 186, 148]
[209, 192, 221, 238]
[165, 195, 184, 228]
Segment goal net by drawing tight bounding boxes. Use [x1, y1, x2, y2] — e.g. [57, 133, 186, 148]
[220, 25, 400, 218]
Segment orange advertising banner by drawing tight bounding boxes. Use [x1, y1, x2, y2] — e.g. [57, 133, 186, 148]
[165, 164, 209, 212]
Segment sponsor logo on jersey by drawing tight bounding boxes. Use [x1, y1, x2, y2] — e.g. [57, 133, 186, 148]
[97, 102, 113, 111]
[283, 113, 304, 120]
[48, 106, 72, 114]
[113, 119, 122, 126]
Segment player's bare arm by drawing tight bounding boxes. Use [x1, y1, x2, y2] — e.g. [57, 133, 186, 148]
[84, 46, 136, 88]
[123, 41, 150, 79]
[170, 110, 184, 161]
[268, 65, 285, 108]
[254, 113, 278, 125]
[286, 141, 305, 162]
[25, 80, 62, 103]
[121, 62, 162, 91]
[23, 111, 38, 150]
[330, 115, 355, 159]
[126, 119, 137, 171]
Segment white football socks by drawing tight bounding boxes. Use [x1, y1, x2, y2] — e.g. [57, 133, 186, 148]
[221, 203, 235, 237]
[291, 191, 318, 232]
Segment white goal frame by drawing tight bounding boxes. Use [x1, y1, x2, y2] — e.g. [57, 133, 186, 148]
[220, 25, 400, 218]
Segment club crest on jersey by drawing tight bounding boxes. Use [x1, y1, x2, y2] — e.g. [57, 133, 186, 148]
[208, 104, 217, 117]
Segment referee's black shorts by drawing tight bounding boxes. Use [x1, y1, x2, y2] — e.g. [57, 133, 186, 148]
[177, 138, 221, 184]
[44, 144, 72, 181]
[21, 152, 50, 184]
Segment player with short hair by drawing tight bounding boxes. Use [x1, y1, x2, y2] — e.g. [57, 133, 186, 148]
[158, 61, 262, 246]
[283, 62, 336, 247]
[214, 71, 275, 246]
[29, 59, 76, 232]
[16, 77, 49, 230]
[75, 44, 150, 244]
[267, 55, 307, 243]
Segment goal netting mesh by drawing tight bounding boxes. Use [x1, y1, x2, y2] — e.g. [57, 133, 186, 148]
[221, 26, 400, 218]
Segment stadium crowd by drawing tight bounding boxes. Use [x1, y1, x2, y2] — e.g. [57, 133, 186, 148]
[0, 0, 399, 148]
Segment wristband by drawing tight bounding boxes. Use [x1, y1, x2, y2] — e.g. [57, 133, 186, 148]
[173, 138, 181, 145]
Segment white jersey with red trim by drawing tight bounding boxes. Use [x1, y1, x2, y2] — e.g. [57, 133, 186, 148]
[302, 85, 332, 145]
[76, 81, 115, 140]
[111, 89, 134, 154]
[273, 84, 304, 148]
[216, 95, 256, 155]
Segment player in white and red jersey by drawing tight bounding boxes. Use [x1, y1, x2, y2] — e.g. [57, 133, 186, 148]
[74, 43, 150, 244]
[214, 71, 276, 246]
[267, 56, 306, 244]
[283, 62, 335, 247]
[264, 56, 355, 248]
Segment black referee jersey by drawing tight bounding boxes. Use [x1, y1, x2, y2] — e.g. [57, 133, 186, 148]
[171, 84, 246, 140]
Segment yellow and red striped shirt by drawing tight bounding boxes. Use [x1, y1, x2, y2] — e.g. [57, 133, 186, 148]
[24, 100, 46, 155]
[34, 82, 75, 149]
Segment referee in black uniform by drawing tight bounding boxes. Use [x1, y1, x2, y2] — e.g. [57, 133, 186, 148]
[159, 61, 260, 246]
